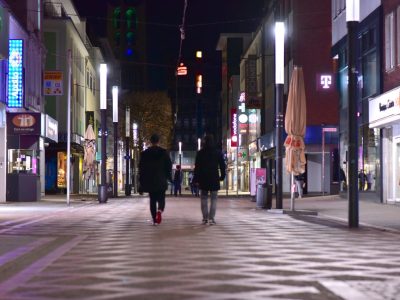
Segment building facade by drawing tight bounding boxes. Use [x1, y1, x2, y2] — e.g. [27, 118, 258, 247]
[331, 0, 381, 199]
[43, 0, 103, 194]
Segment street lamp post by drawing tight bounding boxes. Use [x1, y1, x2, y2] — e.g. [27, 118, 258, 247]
[125, 107, 131, 196]
[347, 0, 360, 228]
[275, 21, 285, 209]
[112, 86, 118, 198]
[133, 122, 138, 193]
[179, 141, 182, 166]
[98, 63, 108, 203]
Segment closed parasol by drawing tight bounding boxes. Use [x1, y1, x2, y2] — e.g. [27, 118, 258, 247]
[83, 124, 96, 180]
[284, 66, 307, 209]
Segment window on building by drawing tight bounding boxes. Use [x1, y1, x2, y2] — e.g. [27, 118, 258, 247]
[113, 8, 121, 29]
[126, 32, 135, 46]
[126, 8, 137, 30]
[115, 32, 121, 46]
[385, 12, 395, 71]
[361, 26, 378, 98]
[397, 6, 400, 66]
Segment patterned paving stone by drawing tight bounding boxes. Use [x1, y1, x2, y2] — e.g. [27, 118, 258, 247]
[0, 197, 399, 299]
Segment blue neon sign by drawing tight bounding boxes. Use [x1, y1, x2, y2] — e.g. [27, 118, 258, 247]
[8, 39, 23, 108]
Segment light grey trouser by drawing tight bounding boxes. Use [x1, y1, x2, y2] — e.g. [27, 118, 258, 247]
[200, 190, 218, 220]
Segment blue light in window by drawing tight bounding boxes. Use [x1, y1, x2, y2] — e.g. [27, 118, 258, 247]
[8, 39, 24, 108]
[126, 48, 133, 56]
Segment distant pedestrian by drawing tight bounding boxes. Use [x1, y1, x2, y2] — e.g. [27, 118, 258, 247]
[339, 167, 347, 191]
[193, 134, 226, 225]
[294, 173, 305, 198]
[139, 134, 172, 225]
[173, 165, 182, 196]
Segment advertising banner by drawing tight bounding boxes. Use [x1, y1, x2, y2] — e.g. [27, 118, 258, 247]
[7, 112, 41, 135]
[250, 168, 267, 196]
[230, 108, 237, 147]
[44, 71, 63, 95]
[8, 39, 24, 108]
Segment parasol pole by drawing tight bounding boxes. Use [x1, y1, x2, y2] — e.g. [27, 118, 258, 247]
[290, 172, 295, 211]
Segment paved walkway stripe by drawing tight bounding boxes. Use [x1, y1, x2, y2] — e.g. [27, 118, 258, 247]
[0, 235, 86, 297]
[320, 280, 378, 300]
[0, 237, 54, 267]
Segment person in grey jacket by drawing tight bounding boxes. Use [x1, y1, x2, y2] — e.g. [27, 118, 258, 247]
[193, 134, 226, 225]
[139, 134, 172, 225]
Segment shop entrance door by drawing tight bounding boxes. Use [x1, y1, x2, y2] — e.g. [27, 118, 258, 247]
[396, 140, 400, 202]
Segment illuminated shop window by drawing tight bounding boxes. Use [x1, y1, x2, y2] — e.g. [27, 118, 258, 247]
[8, 39, 24, 108]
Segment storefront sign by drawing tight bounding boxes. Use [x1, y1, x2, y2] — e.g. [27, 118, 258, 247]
[230, 108, 237, 147]
[45, 114, 58, 142]
[7, 112, 41, 135]
[44, 71, 63, 95]
[316, 74, 334, 91]
[245, 55, 257, 97]
[369, 86, 400, 128]
[8, 39, 24, 108]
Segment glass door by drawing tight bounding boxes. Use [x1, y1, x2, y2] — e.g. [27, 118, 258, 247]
[396, 140, 400, 202]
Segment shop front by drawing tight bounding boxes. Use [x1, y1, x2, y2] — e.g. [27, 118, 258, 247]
[6, 112, 41, 202]
[369, 87, 400, 203]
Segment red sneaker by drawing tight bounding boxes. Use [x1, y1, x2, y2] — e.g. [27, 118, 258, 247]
[155, 210, 162, 224]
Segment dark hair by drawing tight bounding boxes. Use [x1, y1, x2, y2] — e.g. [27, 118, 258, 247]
[203, 134, 214, 148]
[150, 134, 160, 144]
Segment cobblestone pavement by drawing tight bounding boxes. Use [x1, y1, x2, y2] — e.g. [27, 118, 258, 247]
[0, 196, 400, 300]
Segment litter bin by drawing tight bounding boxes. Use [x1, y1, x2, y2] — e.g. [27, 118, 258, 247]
[256, 183, 272, 209]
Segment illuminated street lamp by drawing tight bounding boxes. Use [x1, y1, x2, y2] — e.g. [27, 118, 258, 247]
[346, 0, 360, 228]
[275, 21, 285, 209]
[98, 63, 108, 203]
[197, 138, 201, 151]
[112, 86, 118, 198]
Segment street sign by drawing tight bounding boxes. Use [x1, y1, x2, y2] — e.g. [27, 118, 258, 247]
[177, 63, 187, 76]
[44, 71, 63, 95]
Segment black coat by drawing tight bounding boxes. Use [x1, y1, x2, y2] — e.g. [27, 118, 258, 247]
[194, 147, 226, 191]
[139, 146, 172, 193]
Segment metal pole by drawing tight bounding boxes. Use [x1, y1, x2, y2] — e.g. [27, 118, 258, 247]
[66, 49, 72, 206]
[275, 83, 284, 209]
[125, 108, 131, 196]
[99, 108, 107, 203]
[347, 19, 359, 228]
[322, 129, 325, 196]
[134, 148, 138, 193]
[290, 172, 294, 210]
[125, 136, 131, 196]
[113, 122, 118, 197]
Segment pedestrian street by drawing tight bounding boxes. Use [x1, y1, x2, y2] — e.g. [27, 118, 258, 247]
[0, 196, 399, 300]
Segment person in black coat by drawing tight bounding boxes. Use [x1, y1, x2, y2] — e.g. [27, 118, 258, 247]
[193, 134, 226, 225]
[139, 134, 172, 225]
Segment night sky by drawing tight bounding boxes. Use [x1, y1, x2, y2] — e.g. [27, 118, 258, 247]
[74, 0, 266, 90]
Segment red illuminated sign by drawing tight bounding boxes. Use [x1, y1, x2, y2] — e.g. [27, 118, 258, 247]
[176, 63, 187, 76]
[231, 108, 237, 147]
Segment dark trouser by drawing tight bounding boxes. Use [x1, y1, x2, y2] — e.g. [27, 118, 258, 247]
[174, 183, 181, 196]
[149, 191, 166, 222]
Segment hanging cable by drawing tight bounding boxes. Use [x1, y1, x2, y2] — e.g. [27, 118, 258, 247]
[177, 0, 188, 64]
